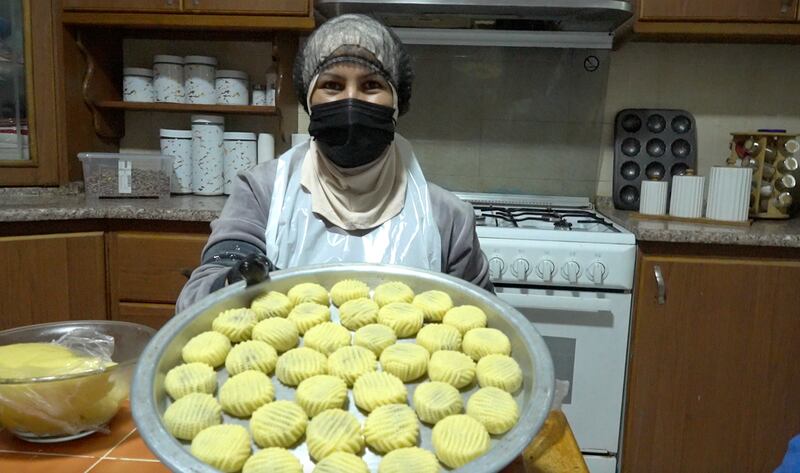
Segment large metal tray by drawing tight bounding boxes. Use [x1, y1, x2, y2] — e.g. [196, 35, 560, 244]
[132, 264, 554, 472]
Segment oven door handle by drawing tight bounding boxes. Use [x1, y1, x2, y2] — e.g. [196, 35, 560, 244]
[495, 293, 611, 313]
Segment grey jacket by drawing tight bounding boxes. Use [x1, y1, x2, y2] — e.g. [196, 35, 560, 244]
[176, 154, 491, 312]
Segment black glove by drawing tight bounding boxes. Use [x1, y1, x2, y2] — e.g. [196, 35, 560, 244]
[226, 253, 276, 287]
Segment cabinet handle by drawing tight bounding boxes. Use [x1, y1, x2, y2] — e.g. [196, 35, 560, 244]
[780, 0, 792, 14]
[654, 265, 666, 305]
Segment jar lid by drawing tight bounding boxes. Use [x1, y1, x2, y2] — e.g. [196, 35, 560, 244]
[252, 83, 265, 91]
[185, 55, 218, 66]
[191, 114, 225, 125]
[160, 128, 192, 139]
[153, 54, 185, 65]
[216, 69, 249, 80]
[123, 67, 153, 77]
[223, 132, 257, 141]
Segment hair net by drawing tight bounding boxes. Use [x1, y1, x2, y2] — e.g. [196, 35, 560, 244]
[293, 14, 414, 116]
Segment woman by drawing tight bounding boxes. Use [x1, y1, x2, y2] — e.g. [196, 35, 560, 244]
[177, 14, 490, 311]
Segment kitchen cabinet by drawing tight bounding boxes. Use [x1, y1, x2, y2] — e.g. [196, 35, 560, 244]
[623, 243, 800, 473]
[639, 0, 799, 21]
[61, 0, 181, 12]
[0, 232, 107, 330]
[183, 0, 309, 15]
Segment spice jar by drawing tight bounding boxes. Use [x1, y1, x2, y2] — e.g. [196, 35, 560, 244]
[191, 115, 225, 195]
[184, 55, 217, 105]
[251, 84, 267, 106]
[153, 55, 185, 103]
[160, 129, 193, 194]
[223, 132, 257, 195]
[215, 70, 249, 105]
[122, 67, 154, 102]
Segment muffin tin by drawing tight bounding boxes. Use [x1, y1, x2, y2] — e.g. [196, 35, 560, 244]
[613, 109, 697, 210]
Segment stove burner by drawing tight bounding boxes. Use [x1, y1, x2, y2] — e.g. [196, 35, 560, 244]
[554, 219, 573, 230]
[472, 205, 619, 232]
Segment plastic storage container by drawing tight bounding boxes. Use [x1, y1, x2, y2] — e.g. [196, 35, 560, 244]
[191, 115, 225, 195]
[160, 129, 193, 194]
[184, 55, 217, 105]
[153, 55, 185, 103]
[223, 132, 257, 195]
[78, 153, 172, 200]
[215, 70, 249, 105]
[122, 68, 155, 102]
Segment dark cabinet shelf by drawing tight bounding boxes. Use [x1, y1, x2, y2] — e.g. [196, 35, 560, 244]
[95, 100, 278, 115]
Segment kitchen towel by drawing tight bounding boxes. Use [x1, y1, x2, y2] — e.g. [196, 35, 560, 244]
[669, 175, 705, 219]
[639, 180, 669, 215]
[705, 166, 752, 222]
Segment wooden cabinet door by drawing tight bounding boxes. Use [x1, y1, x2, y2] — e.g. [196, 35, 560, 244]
[623, 253, 800, 473]
[62, 0, 181, 12]
[640, 0, 799, 21]
[0, 233, 107, 330]
[182, 0, 309, 15]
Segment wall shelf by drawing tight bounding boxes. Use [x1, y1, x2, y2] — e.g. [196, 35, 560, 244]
[94, 101, 278, 115]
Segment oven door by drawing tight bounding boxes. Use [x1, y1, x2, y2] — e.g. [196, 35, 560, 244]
[494, 286, 632, 456]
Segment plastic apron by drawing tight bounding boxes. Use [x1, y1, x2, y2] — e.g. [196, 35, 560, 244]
[264, 134, 442, 271]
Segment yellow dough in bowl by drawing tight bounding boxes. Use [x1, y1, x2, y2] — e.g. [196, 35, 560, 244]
[190, 424, 252, 473]
[287, 282, 329, 306]
[373, 281, 414, 306]
[412, 290, 453, 322]
[330, 279, 370, 307]
[251, 291, 293, 320]
[431, 414, 491, 469]
[377, 303, 423, 338]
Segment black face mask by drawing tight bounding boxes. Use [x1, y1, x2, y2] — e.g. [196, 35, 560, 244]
[308, 99, 396, 168]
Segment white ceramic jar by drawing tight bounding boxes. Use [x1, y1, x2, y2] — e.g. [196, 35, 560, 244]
[251, 84, 267, 106]
[122, 67, 154, 102]
[153, 55, 185, 103]
[191, 115, 225, 195]
[160, 129, 193, 194]
[223, 132, 257, 195]
[184, 55, 217, 105]
[215, 70, 249, 105]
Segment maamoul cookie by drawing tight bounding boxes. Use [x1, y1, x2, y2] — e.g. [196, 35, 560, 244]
[353, 371, 407, 412]
[327, 345, 377, 386]
[415, 323, 462, 353]
[190, 424, 251, 473]
[251, 291, 293, 320]
[182, 331, 231, 368]
[353, 323, 396, 356]
[443, 305, 487, 335]
[252, 317, 299, 353]
[242, 447, 302, 473]
[428, 350, 476, 389]
[431, 414, 491, 469]
[363, 403, 419, 453]
[476, 354, 523, 393]
[287, 282, 329, 306]
[313, 452, 369, 473]
[276, 347, 327, 386]
[413, 290, 453, 322]
[379, 343, 429, 382]
[330, 279, 370, 307]
[303, 322, 351, 356]
[287, 302, 330, 335]
[250, 400, 308, 448]
[412, 381, 463, 424]
[163, 392, 222, 440]
[306, 408, 364, 460]
[462, 327, 512, 361]
[466, 386, 520, 435]
[338, 298, 379, 331]
[378, 447, 439, 473]
[225, 340, 278, 376]
[164, 362, 217, 400]
[296, 375, 348, 417]
[219, 370, 275, 417]
[373, 281, 414, 306]
[212, 308, 258, 342]
[377, 302, 423, 338]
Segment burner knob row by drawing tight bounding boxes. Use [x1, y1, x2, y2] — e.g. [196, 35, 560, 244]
[510, 257, 531, 280]
[535, 259, 556, 282]
[488, 255, 608, 284]
[562, 260, 581, 283]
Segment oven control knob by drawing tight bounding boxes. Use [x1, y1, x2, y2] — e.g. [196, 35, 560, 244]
[535, 259, 556, 282]
[510, 257, 531, 280]
[562, 260, 581, 283]
[587, 261, 607, 284]
[488, 256, 505, 280]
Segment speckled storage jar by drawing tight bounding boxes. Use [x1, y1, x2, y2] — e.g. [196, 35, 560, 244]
[215, 70, 249, 105]
[184, 55, 217, 105]
[191, 115, 225, 196]
[122, 68, 154, 102]
[223, 132, 257, 195]
[153, 55, 185, 103]
[160, 129, 193, 194]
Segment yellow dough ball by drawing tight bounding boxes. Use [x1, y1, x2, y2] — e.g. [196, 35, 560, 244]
[373, 281, 414, 306]
[327, 345, 377, 386]
[412, 381, 463, 425]
[219, 370, 275, 418]
[296, 375, 348, 417]
[304, 322, 351, 356]
[242, 447, 302, 473]
[276, 347, 327, 386]
[476, 354, 523, 393]
[466, 386, 520, 435]
[190, 424, 251, 473]
[352, 371, 407, 413]
[428, 350, 476, 389]
[251, 291, 293, 320]
[163, 392, 222, 441]
[363, 403, 419, 453]
[379, 447, 439, 473]
[313, 452, 369, 473]
[415, 323, 462, 353]
[306, 408, 364, 461]
[287, 302, 331, 335]
[225, 340, 278, 376]
[443, 305, 487, 335]
[377, 303, 423, 338]
[330, 279, 370, 307]
[462, 328, 511, 361]
[353, 323, 397, 356]
[431, 414, 491, 469]
[164, 362, 217, 400]
[287, 282, 329, 306]
[379, 343, 429, 382]
[338, 298, 379, 331]
[182, 331, 231, 368]
[250, 400, 308, 448]
[252, 317, 299, 353]
[412, 290, 453, 322]
[212, 308, 258, 343]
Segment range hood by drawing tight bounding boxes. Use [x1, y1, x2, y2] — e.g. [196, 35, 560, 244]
[315, 0, 634, 49]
